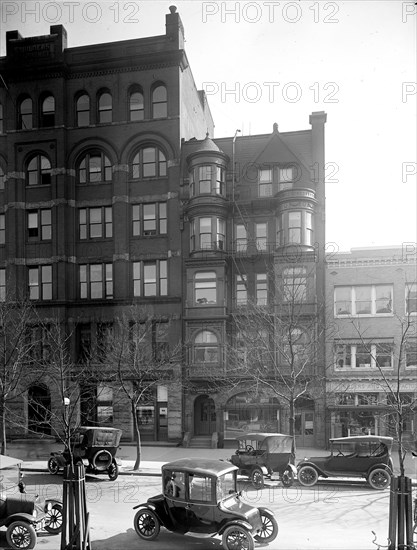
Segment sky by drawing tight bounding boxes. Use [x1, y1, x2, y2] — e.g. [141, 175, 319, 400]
[0, 0, 416, 252]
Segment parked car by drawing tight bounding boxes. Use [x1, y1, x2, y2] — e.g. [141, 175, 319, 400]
[0, 454, 63, 549]
[48, 426, 122, 481]
[133, 457, 279, 550]
[297, 435, 394, 490]
[230, 432, 296, 489]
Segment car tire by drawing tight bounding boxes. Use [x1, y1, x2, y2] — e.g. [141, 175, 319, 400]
[250, 468, 264, 489]
[282, 468, 294, 487]
[6, 521, 37, 550]
[367, 468, 391, 490]
[45, 502, 63, 534]
[255, 510, 279, 543]
[92, 449, 113, 470]
[222, 524, 255, 550]
[48, 456, 60, 475]
[134, 508, 160, 541]
[108, 460, 119, 481]
[298, 465, 319, 487]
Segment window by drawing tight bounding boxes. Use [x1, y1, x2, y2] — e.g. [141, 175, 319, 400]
[40, 95, 55, 127]
[152, 84, 167, 118]
[256, 273, 267, 305]
[288, 211, 302, 244]
[79, 263, 113, 299]
[27, 209, 52, 240]
[236, 274, 247, 305]
[76, 94, 90, 126]
[406, 283, 417, 315]
[195, 271, 216, 305]
[0, 214, 4, 244]
[259, 168, 272, 197]
[190, 165, 225, 196]
[305, 212, 313, 246]
[283, 267, 307, 302]
[194, 330, 219, 363]
[131, 146, 167, 178]
[79, 207, 112, 239]
[0, 167, 4, 190]
[279, 166, 294, 190]
[77, 323, 92, 362]
[133, 260, 167, 297]
[334, 342, 393, 369]
[334, 285, 393, 316]
[405, 340, 417, 368]
[190, 217, 226, 251]
[282, 327, 309, 367]
[98, 92, 112, 123]
[0, 269, 5, 302]
[28, 265, 52, 300]
[189, 474, 213, 502]
[130, 90, 144, 121]
[78, 152, 112, 183]
[153, 322, 169, 362]
[19, 97, 33, 129]
[0, 103, 3, 133]
[26, 325, 51, 362]
[255, 222, 267, 251]
[97, 383, 113, 423]
[27, 155, 51, 186]
[278, 210, 313, 247]
[132, 203, 167, 236]
[235, 224, 247, 252]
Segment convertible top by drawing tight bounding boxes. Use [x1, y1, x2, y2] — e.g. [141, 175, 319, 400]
[329, 435, 393, 447]
[162, 458, 238, 477]
[235, 433, 292, 442]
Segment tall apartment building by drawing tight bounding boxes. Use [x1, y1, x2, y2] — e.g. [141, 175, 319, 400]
[326, 246, 417, 445]
[0, 8, 327, 446]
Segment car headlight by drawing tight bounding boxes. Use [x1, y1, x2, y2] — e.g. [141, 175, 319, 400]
[45, 502, 52, 512]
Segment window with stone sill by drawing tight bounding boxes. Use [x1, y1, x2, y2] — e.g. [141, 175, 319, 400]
[27, 209, 52, 241]
[132, 203, 167, 236]
[98, 91, 112, 123]
[334, 342, 393, 369]
[129, 90, 144, 121]
[406, 283, 417, 315]
[79, 207, 112, 240]
[152, 84, 167, 119]
[79, 263, 113, 300]
[28, 265, 52, 300]
[334, 285, 393, 317]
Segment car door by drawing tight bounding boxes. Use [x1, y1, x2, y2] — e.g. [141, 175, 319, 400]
[163, 470, 190, 530]
[186, 473, 216, 533]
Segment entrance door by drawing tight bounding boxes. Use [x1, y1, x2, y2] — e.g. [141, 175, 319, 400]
[28, 384, 51, 435]
[194, 395, 216, 435]
[295, 410, 315, 447]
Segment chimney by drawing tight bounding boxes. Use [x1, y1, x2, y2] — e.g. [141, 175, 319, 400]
[50, 25, 68, 51]
[165, 6, 184, 49]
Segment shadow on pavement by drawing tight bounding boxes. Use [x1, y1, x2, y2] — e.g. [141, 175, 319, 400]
[92, 528, 222, 549]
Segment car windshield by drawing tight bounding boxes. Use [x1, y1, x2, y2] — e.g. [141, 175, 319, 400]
[216, 472, 236, 501]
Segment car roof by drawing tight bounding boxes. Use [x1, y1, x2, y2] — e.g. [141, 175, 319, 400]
[235, 432, 292, 441]
[0, 454, 22, 468]
[329, 435, 393, 446]
[162, 458, 238, 477]
[79, 426, 122, 433]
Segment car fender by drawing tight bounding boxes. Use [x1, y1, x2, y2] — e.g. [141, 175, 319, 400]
[366, 462, 393, 477]
[3, 513, 42, 527]
[257, 506, 275, 517]
[297, 461, 327, 478]
[132, 502, 153, 511]
[251, 465, 268, 476]
[286, 463, 297, 476]
[218, 520, 254, 535]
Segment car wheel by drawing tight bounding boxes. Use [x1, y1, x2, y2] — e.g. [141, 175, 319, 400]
[134, 509, 160, 541]
[6, 521, 37, 550]
[368, 468, 391, 490]
[255, 510, 279, 543]
[298, 465, 319, 487]
[45, 502, 63, 534]
[282, 468, 294, 487]
[108, 460, 119, 481]
[250, 468, 264, 489]
[222, 525, 255, 550]
[48, 456, 60, 475]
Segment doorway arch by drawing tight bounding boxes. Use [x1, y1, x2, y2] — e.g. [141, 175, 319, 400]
[28, 384, 51, 435]
[194, 395, 216, 435]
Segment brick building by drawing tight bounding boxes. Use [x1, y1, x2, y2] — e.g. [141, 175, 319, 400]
[0, 8, 328, 446]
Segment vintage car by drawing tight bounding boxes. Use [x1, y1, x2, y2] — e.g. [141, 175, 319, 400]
[0, 454, 63, 549]
[48, 426, 122, 480]
[230, 433, 296, 489]
[297, 435, 394, 490]
[133, 457, 278, 550]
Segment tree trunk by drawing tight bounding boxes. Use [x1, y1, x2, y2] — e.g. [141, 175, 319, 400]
[289, 399, 296, 464]
[132, 401, 141, 470]
[0, 402, 6, 455]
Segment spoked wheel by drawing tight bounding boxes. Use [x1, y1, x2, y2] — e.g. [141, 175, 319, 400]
[45, 502, 63, 534]
[298, 465, 318, 487]
[367, 468, 391, 490]
[281, 468, 294, 487]
[48, 456, 60, 475]
[6, 521, 36, 550]
[108, 460, 119, 481]
[250, 468, 264, 489]
[134, 508, 160, 541]
[255, 510, 279, 543]
[222, 525, 254, 550]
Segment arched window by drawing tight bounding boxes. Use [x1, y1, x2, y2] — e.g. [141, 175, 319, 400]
[19, 97, 33, 129]
[0, 103, 3, 133]
[40, 95, 55, 127]
[129, 90, 144, 121]
[131, 146, 167, 179]
[193, 330, 219, 363]
[26, 154, 51, 186]
[76, 93, 90, 126]
[0, 166, 5, 190]
[98, 92, 112, 123]
[152, 84, 167, 118]
[78, 152, 112, 184]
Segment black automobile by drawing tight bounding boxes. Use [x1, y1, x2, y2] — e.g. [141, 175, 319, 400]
[0, 454, 63, 549]
[48, 426, 122, 480]
[297, 435, 394, 490]
[230, 432, 296, 488]
[133, 457, 279, 550]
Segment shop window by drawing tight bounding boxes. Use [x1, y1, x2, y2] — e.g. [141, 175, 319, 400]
[406, 283, 417, 315]
[79, 263, 113, 299]
[78, 152, 112, 183]
[129, 90, 144, 121]
[334, 285, 393, 316]
[152, 84, 167, 118]
[0, 269, 5, 302]
[79, 207, 112, 239]
[18, 97, 33, 129]
[27, 209, 52, 240]
[76, 93, 90, 126]
[131, 146, 167, 179]
[282, 267, 307, 302]
[26, 154, 51, 186]
[133, 260, 167, 297]
[193, 330, 219, 363]
[40, 95, 55, 127]
[194, 271, 216, 305]
[28, 265, 52, 300]
[98, 91, 112, 123]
